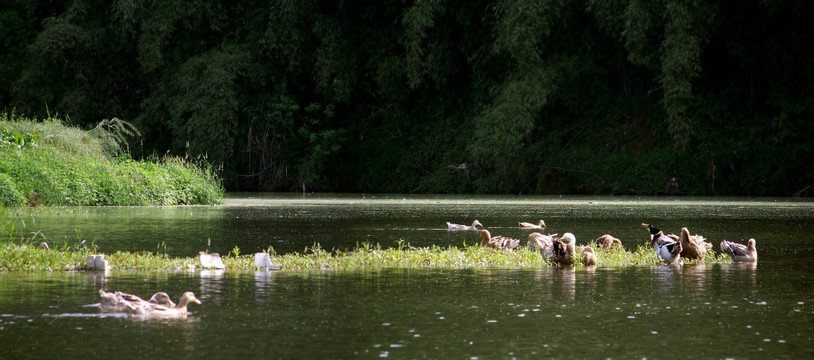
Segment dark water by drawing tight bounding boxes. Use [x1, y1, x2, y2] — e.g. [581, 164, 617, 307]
[6, 193, 814, 257]
[2, 194, 814, 358]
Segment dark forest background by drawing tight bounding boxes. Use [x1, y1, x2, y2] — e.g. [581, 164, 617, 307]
[2, 0, 812, 195]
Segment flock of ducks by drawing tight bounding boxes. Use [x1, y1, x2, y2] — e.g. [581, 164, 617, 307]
[446, 219, 758, 265]
[98, 289, 201, 319]
[95, 219, 756, 320]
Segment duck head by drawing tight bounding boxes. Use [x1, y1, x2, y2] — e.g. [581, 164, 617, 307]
[473, 220, 484, 229]
[479, 230, 491, 246]
[641, 223, 662, 237]
[178, 292, 202, 307]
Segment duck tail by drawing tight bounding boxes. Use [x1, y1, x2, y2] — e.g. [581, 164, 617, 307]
[719, 240, 733, 256]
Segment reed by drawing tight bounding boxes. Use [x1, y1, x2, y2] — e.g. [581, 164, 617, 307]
[0, 240, 731, 272]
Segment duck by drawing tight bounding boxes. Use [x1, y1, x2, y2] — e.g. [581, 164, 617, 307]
[678, 227, 713, 260]
[447, 220, 484, 231]
[518, 220, 546, 229]
[550, 233, 577, 266]
[581, 245, 597, 266]
[133, 292, 202, 319]
[527, 232, 557, 259]
[641, 223, 682, 264]
[198, 251, 225, 269]
[148, 292, 176, 307]
[479, 229, 520, 251]
[720, 239, 757, 263]
[594, 234, 623, 250]
[98, 290, 174, 313]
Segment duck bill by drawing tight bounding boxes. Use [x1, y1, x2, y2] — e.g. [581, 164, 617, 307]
[192, 298, 202, 304]
[640, 223, 649, 229]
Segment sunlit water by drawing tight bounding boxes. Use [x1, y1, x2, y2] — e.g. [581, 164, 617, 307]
[2, 194, 814, 358]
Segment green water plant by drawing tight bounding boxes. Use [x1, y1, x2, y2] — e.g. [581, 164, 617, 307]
[0, 239, 731, 272]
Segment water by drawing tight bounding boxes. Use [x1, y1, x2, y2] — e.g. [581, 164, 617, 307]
[2, 194, 814, 358]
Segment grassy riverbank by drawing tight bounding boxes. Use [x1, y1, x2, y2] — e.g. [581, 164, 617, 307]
[0, 114, 224, 206]
[0, 240, 731, 272]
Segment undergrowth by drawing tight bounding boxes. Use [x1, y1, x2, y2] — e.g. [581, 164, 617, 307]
[0, 113, 223, 206]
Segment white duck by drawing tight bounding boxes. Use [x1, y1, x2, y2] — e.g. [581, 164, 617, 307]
[518, 220, 546, 229]
[641, 223, 682, 264]
[134, 292, 202, 319]
[447, 220, 483, 231]
[99, 290, 174, 313]
[720, 239, 757, 263]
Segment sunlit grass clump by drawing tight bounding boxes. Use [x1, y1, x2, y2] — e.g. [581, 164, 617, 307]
[1, 238, 731, 272]
[0, 113, 224, 206]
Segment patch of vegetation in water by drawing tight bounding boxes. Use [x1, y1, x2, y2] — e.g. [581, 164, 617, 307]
[0, 239, 731, 272]
[0, 114, 224, 206]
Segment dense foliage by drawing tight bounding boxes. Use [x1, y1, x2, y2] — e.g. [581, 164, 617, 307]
[0, 115, 224, 206]
[1, 0, 812, 195]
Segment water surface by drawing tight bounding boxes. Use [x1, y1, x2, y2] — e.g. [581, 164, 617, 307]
[2, 194, 814, 358]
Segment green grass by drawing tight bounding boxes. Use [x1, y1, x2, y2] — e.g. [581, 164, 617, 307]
[0, 114, 224, 206]
[0, 239, 731, 272]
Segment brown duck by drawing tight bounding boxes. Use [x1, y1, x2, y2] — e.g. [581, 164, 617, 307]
[480, 229, 520, 251]
[550, 232, 577, 266]
[720, 239, 757, 262]
[594, 234, 623, 250]
[677, 227, 713, 260]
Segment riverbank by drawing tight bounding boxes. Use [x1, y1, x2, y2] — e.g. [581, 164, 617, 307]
[0, 115, 224, 206]
[0, 240, 730, 272]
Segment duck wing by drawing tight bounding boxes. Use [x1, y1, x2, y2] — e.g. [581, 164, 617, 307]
[653, 235, 682, 262]
[551, 239, 576, 265]
[489, 236, 520, 251]
[720, 240, 749, 257]
[447, 222, 468, 231]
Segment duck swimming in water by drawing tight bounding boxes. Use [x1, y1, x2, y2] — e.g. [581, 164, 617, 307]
[518, 220, 546, 229]
[133, 292, 202, 319]
[447, 220, 484, 231]
[641, 223, 682, 264]
[480, 229, 520, 251]
[720, 239, 757, 263]
[99, 290, 174, 313]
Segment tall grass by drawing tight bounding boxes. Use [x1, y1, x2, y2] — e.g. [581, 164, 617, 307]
[0, 113, 224, 206]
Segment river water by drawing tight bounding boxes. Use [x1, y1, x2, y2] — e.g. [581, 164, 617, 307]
[1, 194, 813, 358]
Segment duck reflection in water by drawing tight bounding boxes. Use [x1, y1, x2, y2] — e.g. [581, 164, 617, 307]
[653, 265, 682, 296]
[681, 263, 709, 296]
[553, 267, 576, 301]
[721, 261, 757, 290]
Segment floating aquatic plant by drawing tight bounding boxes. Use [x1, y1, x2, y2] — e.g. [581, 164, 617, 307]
[0, 239, 731, 272]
